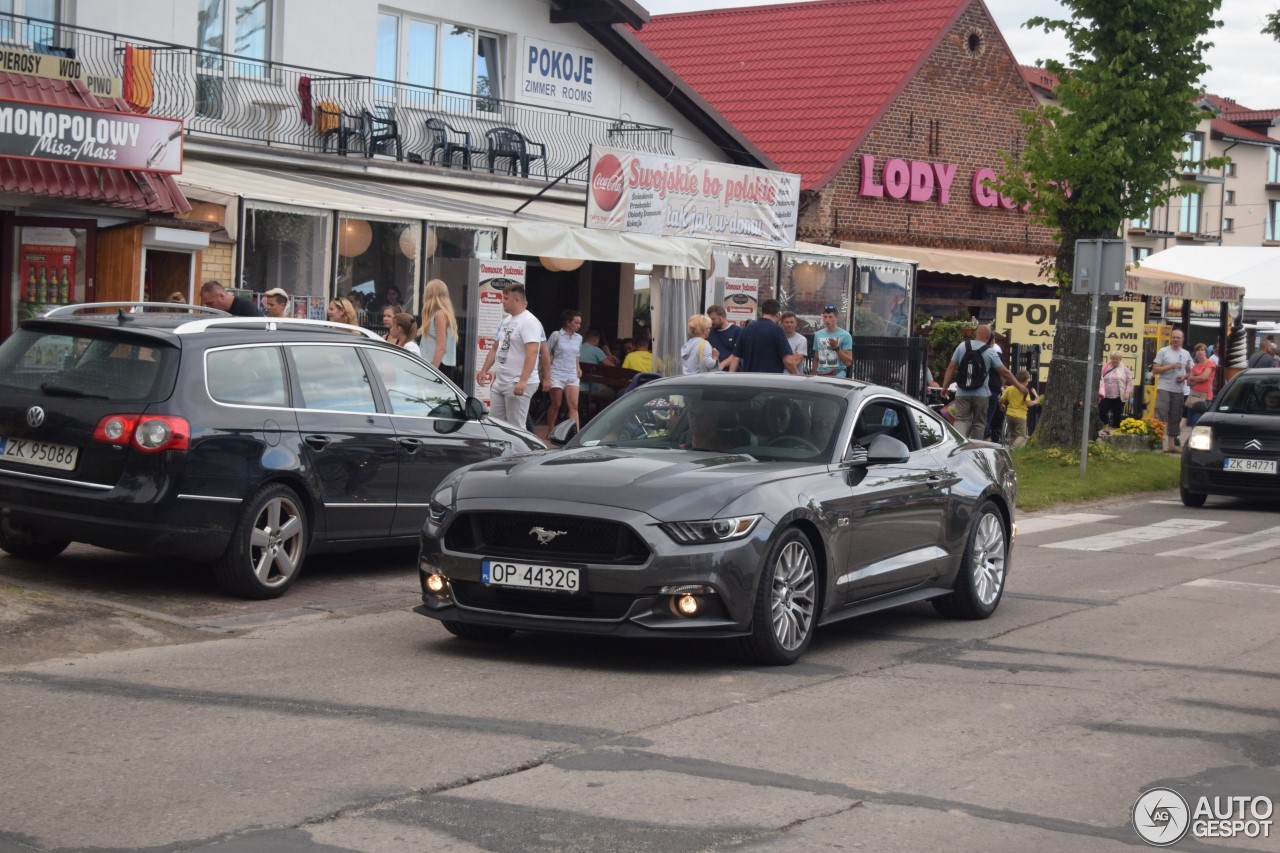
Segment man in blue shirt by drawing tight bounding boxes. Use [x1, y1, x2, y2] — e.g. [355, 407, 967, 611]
[727, 300, 795, 374]
[942, 324, 1028, 439]
[706, 304, 741, 371]
[812, 306, 853, 378]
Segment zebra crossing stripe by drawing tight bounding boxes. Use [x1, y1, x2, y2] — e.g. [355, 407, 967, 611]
[1016, 513, 1116, 536]
[1042, 518, 1227, 552]
[1159, 526, 1280, 560]
[1183, 578, 1280, 594]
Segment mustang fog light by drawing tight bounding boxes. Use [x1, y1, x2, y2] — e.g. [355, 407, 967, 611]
[421, 572, 452, 601]
[1188, 425, 1213, 451]
[675, 594, 700, 616]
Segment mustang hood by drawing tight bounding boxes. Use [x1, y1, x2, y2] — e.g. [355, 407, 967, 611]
[454, 446, 796, 520]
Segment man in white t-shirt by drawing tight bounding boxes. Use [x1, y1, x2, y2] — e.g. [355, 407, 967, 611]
[1152, 328, 1192, 452]
[477, 283, 543, 428]
[780, 311, 808, 374]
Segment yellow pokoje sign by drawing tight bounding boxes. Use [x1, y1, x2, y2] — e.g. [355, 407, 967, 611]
[996, 298, 1143, 379]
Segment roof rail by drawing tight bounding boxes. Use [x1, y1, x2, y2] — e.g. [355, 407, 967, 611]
[42, 302, 230, 317]
[173, 317, 385, 341]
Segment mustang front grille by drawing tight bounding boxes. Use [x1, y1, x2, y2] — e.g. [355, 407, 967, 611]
[445, 511, 650, 565]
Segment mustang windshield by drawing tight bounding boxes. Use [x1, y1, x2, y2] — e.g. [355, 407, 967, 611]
[576, 385, 845, 462]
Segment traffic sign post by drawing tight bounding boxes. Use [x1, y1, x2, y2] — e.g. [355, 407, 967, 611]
[1075, 239, 1126, 474]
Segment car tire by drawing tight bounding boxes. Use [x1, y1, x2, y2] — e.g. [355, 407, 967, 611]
[0, 524, 69, 560]
[213, 483, 308, 599]
[933, 502, 1008, 620]
[1180, 487, 1207, 507]
[738, 528, 819, 666]
[441, 621, 514, 641]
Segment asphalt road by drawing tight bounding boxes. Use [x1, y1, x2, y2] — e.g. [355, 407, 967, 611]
[0, 491, 1277, 852]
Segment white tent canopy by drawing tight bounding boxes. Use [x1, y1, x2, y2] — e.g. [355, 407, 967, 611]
[1138, 246, 1279, 309]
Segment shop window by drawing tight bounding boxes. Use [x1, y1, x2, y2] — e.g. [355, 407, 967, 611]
[376, 11, 502, 112]
[708, 246, 777, 328]
[336, 215, 421, 335]
[9, 223, 88, 336]
[779, 254, 851, 335]
[0, 0, 58, 45]
[853, 262, 913, 337]
[241, 202, 331, 318]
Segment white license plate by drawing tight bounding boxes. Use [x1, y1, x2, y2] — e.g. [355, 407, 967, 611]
[0, 436, 79, 471]
[482, 560, 580, 593]
[1224, 457, 1276, 474]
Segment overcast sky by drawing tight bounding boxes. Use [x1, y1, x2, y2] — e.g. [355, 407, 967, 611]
[641, 0, 1280, 110]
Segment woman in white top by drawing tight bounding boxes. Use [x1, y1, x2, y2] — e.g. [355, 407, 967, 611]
[421, 278, 459, 381]
[547, 309, 583, 431]
[681, 313, 719, 374]
[387, 312, 421, 355]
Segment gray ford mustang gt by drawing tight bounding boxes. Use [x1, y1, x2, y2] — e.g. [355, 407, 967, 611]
[414, 373, 1017, 665]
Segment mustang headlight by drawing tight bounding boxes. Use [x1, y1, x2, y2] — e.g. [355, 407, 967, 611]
[1188, 425, 1213, 452]
[428, 482, 457, 524]
[661, 515, 761, 544]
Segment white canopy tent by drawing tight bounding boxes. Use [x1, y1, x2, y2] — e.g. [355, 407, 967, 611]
[1137, 246, 1277, 311]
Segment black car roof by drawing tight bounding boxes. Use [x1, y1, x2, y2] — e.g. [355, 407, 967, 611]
[19, 309, 390, 349]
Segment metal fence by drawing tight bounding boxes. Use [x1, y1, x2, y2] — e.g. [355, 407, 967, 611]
[850, 336, 932, 400]
[6, 13, 675, 183]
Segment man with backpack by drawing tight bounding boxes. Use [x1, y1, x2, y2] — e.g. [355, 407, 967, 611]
[941, 324, 1029, 440]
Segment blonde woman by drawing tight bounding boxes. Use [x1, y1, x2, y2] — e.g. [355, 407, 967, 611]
[681, 314, 719, 374]
[421, 278, 459, 380]
[326, 297, 358, 326]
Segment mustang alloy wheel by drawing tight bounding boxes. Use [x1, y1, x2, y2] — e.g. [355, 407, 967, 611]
[213, 484, 308, 599]
[934, 501, 1007, 619]
[740, 528, 818, 665]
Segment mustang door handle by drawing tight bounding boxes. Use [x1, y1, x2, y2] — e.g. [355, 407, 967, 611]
[398, 437, 424, 453]
[303, 434, 331, 450]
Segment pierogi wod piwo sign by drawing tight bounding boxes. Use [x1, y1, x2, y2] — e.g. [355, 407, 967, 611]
[585, 145, 800, 250]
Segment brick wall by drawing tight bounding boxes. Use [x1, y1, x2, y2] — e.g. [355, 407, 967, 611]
[799, 0, 1058, 257]
[200, 241, 235, 287]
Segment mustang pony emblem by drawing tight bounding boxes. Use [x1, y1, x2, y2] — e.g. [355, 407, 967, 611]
[530, 526, 567, 545]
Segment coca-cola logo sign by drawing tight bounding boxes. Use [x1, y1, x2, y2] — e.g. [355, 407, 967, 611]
[591, 153, 624, 211]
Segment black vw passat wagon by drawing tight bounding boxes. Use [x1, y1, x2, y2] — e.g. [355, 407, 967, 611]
[0, 303, 542, 598]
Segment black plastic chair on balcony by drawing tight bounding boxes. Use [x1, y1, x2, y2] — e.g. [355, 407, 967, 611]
[362, 109, 403, 161]
[486, 127, 547, 179]
[424, 117, 484, 169]
[316, 102, 365, 156]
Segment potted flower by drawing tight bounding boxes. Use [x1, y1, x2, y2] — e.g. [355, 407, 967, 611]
[1110, 416, 1165, 451]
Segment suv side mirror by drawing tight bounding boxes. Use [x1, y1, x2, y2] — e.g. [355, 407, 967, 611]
[464, 396, 486, 421]
[549, 419, 578, 447]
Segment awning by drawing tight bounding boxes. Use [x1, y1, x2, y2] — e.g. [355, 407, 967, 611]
[506, 220, 712, 269]
[791, 240, 915, 265]
[845, 240, 1246, 303]
[0, 73, 189, 214]
[1135, 246, 1263, 307]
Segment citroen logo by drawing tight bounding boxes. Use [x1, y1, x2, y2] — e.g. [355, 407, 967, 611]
[1246, 438, 1263, 450]
[530, 526, 567, 545]
[25, 406, 44, 428]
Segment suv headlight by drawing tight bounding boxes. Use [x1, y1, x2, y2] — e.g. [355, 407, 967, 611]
[1188, 425, 1213, 452]
[428, 482, 456, 524]
[661, 515, 761, 544]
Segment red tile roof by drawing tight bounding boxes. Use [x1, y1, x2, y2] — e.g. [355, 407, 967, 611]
[0, 72, 189, 213]
[1210, 118, 1275, 145]
[1018, 64, 1058, 97]
[636, 0, 968, 190]
[1202, 93, 1280, 124]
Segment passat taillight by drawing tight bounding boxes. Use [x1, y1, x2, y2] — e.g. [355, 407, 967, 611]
[93, 414, 191, 453]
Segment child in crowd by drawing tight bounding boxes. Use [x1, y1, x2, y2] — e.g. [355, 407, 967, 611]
[999, 369, 1039, 449]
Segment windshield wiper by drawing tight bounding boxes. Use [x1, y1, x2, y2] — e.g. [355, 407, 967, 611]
[39, 382, 108, 399]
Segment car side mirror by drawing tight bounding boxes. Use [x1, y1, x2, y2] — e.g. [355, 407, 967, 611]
[549, 419, 578, 447]
[464, 396, 486, 421]
[865, 433, 909, 465]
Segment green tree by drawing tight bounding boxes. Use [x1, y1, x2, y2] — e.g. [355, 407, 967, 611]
[993, 0, 1222, 448]
[1265, 10, 1280, 40]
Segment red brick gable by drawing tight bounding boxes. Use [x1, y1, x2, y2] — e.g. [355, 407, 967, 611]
[636, 0, 968, 190]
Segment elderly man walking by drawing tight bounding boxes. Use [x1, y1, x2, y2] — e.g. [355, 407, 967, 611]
[1152, 329, 1192, 453]
[942, 324, 1027, 440]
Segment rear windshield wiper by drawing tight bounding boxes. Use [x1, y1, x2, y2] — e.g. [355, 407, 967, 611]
[39, 382, 108, 399]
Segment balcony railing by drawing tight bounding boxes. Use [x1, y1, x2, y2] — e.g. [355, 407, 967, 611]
[1, 13, 675, 183]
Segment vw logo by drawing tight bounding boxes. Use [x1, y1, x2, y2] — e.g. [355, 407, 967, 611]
[1245, 438, 1263, 450]
[529, 526, 567, 545]
[25, 406, 45, 429]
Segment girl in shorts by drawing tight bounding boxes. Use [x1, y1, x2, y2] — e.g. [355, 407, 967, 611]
[547, 309, 583, 432]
